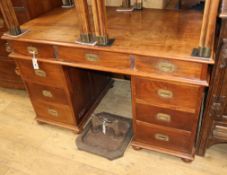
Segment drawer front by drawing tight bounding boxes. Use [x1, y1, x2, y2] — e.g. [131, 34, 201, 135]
[26, 82, 69, 105]
[136, 56, 204, 80]
[134, 121, 192, 153]
[10, 41, 54, 59]
[33, 101, 75, 125]
[58, 46, 131, 70]
[16, 59, 66, 87]
[135, 103, 194, 131]
[134, 77, 201, 112]
[213, 123, 227, 141]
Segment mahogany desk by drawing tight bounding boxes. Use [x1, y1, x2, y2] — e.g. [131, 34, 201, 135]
[3, 7, 213, 161]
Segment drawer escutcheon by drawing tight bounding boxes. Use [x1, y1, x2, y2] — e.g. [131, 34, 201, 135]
[34, 69, 46, 77]
[156, 113, 171, 122]
[154, 133, 169, 142]
[27, 46, 38, 55]
[85, 53, 99, 62]
[157, 89, 173, 99]
[42, 90, 53, 98]
[157, 62, 176, 73]
[48, 109, 59, 117]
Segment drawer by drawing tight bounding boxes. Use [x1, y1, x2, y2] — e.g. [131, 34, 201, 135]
[136, 56, 204, 80]
[33, 101, 75, 125]
[58, 46, 131, 70]
[133, 77, 201, 112]
[134, 120, 192, 153]
[10, 41, 54, 59]
[135, 103, 194, 131]
[26, 82, 69, 105]
[213, 123, 227, 141]
[16, 59, 66, 87]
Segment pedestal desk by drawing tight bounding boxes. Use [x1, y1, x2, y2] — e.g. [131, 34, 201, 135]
[0, 0, 221, 161]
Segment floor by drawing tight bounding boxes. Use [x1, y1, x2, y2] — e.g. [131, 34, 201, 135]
[0, 80, 227, 175]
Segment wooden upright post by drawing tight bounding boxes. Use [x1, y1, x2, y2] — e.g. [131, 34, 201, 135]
[193, 0, 220, 58]
[91, 0, 109, 45]
[0, 0, 21, 36]
[122, 0, 131, 8]
[75, 0, 92, 43]
[134, 0, 142, 10]
[204, 0, 221, 52]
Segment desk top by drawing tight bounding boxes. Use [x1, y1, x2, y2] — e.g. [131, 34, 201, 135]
[3, 7, 213, 64]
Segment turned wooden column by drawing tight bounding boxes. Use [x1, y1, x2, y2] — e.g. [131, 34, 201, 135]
[91, 0, 109, 45]
[134, 0, 142, 10]
[75, 0, 92, 43]
[0, 0, 21, 35]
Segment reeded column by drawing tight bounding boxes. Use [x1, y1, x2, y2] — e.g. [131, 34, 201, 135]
[0, 0, 21, 35]
[91, 0, 109, 45]
[75, 0, 92, 43]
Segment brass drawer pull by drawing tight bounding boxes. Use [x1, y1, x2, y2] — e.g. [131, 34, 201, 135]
[27, 46, 38, 55]
[34, 69, 46, 77]
[85, 53, 99, 62]
[42, 90, 53, 98]
[155, 133, 169, 142]
[158, 89, 173, 99]
[48, 109, 59, 117]
[156, 113, 171, 122]
[157, 62, 176, 73]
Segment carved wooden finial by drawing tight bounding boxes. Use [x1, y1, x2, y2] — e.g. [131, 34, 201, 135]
[0, 0, 21, 35]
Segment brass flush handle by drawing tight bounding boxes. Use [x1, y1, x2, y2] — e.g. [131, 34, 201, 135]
[156, 113, 171, 122]
[155, 133, 169, 142]
[42, 90, 53, 98]
[158, 89, 173, 99]
[157, 62, 176, 73]
[34, 69, 46, 77]
[48, 109, 59, 117]
[27, 46, 38, 55]
[85, 53, 99, 62]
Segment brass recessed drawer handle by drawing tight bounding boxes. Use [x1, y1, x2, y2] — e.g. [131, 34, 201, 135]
[85, 53, 99, 62]
[42, 90, 53, 98]
[157, 62, 176, 73]
[156, 113, 171, 122]
[34, 69, 46, 77]
[154, 133, 169, 142]
[27, 46, 38, 55]
[48, 109, 59, 117]
[158, 89, 173, 99]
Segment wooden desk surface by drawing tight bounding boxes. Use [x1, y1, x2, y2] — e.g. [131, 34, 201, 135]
[3, 7, 213, 64]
